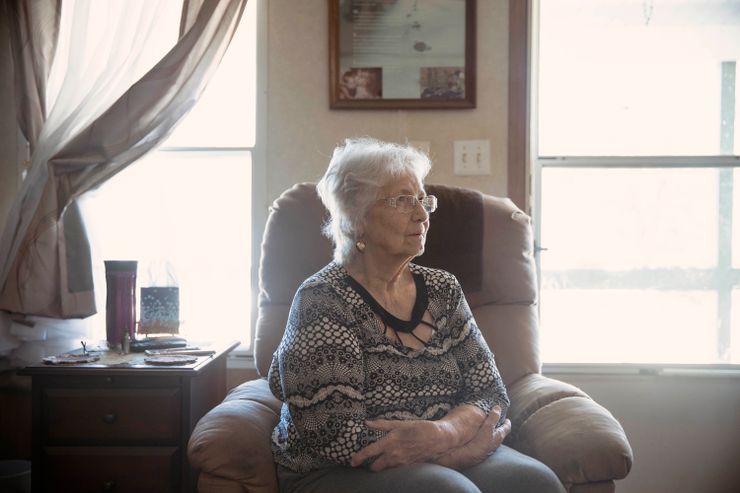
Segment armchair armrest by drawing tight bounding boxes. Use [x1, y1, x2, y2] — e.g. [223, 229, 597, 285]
[188, 379, 282, 493]
[506, 374, 633, 488]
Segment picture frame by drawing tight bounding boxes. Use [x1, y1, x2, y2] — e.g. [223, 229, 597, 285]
[329, 0, 476, 109]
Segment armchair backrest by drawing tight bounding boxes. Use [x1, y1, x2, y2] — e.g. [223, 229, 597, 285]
[254, 183, 540, 386]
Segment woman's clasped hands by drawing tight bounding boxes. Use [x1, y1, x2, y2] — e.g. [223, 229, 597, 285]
[351, 406, 512, 472]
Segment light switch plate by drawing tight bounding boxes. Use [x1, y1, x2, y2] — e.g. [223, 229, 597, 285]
[453, 140, 491, 175]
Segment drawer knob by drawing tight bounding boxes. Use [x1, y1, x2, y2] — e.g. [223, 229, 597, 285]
[103, 480, 116, 491]
[103, 413, 117, 424]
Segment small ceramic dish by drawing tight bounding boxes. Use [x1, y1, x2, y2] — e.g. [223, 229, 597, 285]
[42, 354, 101, 365]
[144, 354, 198, 366]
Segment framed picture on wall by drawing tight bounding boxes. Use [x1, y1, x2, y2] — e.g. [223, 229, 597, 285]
[329, 0, 476, 109]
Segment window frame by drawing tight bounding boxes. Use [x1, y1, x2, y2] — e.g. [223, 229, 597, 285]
[248, 0, 268, 358]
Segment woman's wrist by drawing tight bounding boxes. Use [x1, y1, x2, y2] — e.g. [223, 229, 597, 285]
[433, 420, 462, 453]
[433, 417, 512, 470]
[437, 404, 488, 448]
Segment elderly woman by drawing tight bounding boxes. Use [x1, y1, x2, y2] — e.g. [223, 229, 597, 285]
[268, 138, 565, 493]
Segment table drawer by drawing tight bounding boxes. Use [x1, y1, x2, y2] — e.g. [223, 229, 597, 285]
[43, 388, 180, 444]
[42, 374, 180, 389]
[43, 446, 178, 492]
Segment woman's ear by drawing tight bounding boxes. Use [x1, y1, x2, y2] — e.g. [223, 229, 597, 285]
[355, 220, 365, 239]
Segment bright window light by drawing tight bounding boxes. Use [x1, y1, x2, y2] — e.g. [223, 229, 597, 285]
[538, 0, 740, 157]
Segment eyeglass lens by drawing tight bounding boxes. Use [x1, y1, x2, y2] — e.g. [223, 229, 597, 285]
[395, 195, 436, 213]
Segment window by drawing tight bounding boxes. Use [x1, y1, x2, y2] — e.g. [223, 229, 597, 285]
[534, 0, 740, 365]
[79, 0, 257, 347]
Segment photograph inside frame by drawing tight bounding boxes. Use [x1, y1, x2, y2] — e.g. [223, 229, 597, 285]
[338, 0, 467, 100]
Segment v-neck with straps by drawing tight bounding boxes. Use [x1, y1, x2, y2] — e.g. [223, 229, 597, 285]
[345, 272, 437, 347]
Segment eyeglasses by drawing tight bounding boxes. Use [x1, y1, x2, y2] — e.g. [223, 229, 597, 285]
[379, 194, 438, 214]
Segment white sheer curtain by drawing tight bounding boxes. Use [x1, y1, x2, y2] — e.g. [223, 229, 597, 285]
[41, 1, 177, 161]
[0, 0, 246, 369]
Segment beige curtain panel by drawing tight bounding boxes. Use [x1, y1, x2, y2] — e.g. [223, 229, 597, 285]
[0, 0, 247, 319]
[4, 0, 61, 152]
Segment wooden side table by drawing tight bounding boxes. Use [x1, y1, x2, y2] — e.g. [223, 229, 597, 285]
[18, 341, 239, 493]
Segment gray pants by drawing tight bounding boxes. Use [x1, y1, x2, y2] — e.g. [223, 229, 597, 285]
[277, 445, 566, 493]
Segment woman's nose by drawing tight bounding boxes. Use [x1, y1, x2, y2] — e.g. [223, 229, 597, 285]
[412, 199, 429, 221]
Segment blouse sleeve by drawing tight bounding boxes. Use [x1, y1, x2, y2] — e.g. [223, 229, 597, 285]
[446, 277, 510, 423]
[268, 282, 385, 466]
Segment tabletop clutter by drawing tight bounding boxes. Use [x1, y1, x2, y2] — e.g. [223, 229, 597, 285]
[42, 259, 214, 365]
[105, 259, 182, 348]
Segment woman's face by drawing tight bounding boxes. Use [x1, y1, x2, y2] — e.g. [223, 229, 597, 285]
[361, 174, 430, 262]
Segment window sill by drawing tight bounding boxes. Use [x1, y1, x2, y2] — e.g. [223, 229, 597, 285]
[542, 363, 740, 378]
[227, 349, 255, 370]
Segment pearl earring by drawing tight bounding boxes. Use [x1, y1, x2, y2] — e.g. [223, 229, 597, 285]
[356, 241, 366, 252]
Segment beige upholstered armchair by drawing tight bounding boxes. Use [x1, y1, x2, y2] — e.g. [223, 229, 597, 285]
[188, 184, 633, 493]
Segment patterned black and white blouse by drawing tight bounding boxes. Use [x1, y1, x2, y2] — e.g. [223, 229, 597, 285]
[268, 262, 509, 473]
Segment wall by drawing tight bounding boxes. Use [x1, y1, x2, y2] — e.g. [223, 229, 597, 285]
[262, 0, 510, 210]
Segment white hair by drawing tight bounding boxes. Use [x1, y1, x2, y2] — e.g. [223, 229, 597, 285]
[317, 137, 432, 265]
